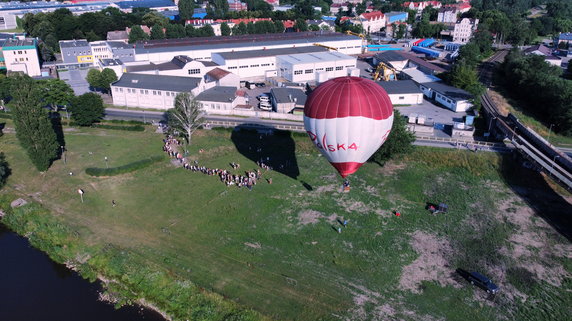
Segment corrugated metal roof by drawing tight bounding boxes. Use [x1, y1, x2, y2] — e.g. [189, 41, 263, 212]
[214, 46, 327, 60]
[376, 80, 423, 95]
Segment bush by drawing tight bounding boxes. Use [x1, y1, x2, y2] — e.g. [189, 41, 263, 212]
[107, 119, 146, 125]
[85, 155, 165, 177]
[0, 113, 11, 119]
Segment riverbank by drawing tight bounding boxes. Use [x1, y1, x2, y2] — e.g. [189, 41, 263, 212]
[0, 194, 264, 321]
[0, 223, 166, 321]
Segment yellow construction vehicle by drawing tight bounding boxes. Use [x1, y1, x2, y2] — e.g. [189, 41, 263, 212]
[345, 30, 367, 54]
[372, 61, 398, 81]
[313, 43, 338, 51]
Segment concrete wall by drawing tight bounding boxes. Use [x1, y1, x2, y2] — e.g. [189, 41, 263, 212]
[388, 93, 423, 105]
[211, 54, 276, 79]
[111, 86, 202, 110]
[276, 56, 356, 82]
[3, 46, 41, 77]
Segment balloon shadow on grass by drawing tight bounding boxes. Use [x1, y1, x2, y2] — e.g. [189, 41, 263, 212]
[230, 124, 300, 179]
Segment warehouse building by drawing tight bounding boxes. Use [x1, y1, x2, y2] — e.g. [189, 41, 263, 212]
[134, 32, 362, 63]
[269, 87, 307, 113]
[276, 51, 357, 83]
[210, 46, 329, 80]
[376, 80, 424, 105]
[111, 73, 204, 109]
[419, 81, 473, 112]
[195, 86, 247, 112]
[125, 55, 219, 77]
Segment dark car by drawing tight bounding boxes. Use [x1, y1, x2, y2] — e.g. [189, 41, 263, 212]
[467, 272, 499, 294]
[255, 82, 266, 87]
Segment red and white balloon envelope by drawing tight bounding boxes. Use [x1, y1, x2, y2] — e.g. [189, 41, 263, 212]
[304, 76, 394, 178]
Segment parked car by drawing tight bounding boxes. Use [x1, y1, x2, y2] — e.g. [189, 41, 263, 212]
[365, 67, 374, 73]
[255, 82, 266, 88]
[257, 94, 270, 102]
[467, 272, 499, 294]
[259, 101, 272, 111]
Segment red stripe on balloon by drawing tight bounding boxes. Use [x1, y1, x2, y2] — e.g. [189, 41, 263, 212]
[304, 76, 393, 120]
[330, 161, 364, 178]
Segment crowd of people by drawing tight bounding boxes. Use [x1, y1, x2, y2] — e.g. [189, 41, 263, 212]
[162, 134, 271, 190]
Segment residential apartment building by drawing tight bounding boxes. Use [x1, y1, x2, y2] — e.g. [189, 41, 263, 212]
[111, 73, 204, 109]
[437, 8, 457, 23]
[227, 0, 247, 11]
[453, 18, 478, 44]
[1, 38, 41, 77]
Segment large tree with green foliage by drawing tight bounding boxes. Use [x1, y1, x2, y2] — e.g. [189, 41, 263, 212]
[10, 76, 60, 171]
[87, 68, 117, 93]
[294, 18, 308, 32]
[69, 92, 105, 126]
[37, 79, 74, 111]
[178, 0, 195, 21]
[221, 22, 231, 36]
[168, 93, 204, 146]
[128, 25, 149, 43]
[370, 110, 415, 165]
[150, 25, 165, 39]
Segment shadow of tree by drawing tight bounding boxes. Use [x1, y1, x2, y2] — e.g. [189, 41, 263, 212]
[230, 124, 300, 179]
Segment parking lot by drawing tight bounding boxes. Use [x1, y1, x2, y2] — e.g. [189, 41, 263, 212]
[58, 69, 91, 95]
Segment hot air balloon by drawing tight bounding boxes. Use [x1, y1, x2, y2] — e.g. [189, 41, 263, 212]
[304, 76, 394, 178]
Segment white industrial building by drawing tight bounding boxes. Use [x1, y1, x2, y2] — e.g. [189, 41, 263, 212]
[2, 38, 41, 77]
[134, 32, 362, 63]
[276, 51, 357, 83]
[210, 46, 329, 80]
[125, 55, 219, 77]
[419, 81, 473, 112]
[111, 73, 204, 110]
[377, 80, 424, 105]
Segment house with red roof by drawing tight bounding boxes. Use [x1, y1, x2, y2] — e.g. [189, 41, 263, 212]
[403, 1, 442, 13]
[359, 11, 386, 33]
[444, 2, 471, 13]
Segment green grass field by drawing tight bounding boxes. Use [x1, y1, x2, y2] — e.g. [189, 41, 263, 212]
[1, 124, 571, 320]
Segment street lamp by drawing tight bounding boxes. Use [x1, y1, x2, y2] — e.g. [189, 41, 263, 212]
[105, 156, 108, 168]
[547, 124, 554, 145]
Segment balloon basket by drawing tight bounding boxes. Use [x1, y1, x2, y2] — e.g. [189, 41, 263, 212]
[343, 186, 351, 193]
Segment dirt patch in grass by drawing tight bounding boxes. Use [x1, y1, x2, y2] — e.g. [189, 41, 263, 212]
[297, 210, 324, 225]
[399, 231, 457, 293]
[376, 161, 407, 176]
[497, 194, 571, 287]
[244, 242, 261, 249]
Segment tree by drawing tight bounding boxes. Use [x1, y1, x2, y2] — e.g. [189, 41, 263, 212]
[128, 25, 149, 43]
[37, 79, 74, 111]
[150, 25, 165, 39]
[178, 0, 195, 21]
[369, 110, 415, 165]
[168, 93, 204, 146]
[0, 152, 10, 190]
[142, 12, 168, 27]
[185, 24, 197, 37]
[200, 25, 215, 37]
[86, 69, 102, 91]
[356, 2, 367, 16]
[165, 24, 185, 39]
[309, 24, 320, 31]
[294, 18, 308, 32]
[10, 76, 59, 171]
[449, 63, 485, 97]
[395, 24, 407, 39]
[69, 92, 105, 126]
[221, 22, 231, 36]
[100, 68, 118, 93]
[274, 20, 284, 33]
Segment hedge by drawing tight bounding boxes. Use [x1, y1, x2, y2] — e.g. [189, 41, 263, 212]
[85, 155, 165, 177]
[0, 113, 11, 119]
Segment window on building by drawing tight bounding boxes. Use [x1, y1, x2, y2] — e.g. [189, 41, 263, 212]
[305, 69, 313, 74]
[152, 91, 156, 95]
[189, 69, 201, 74]
[157, 91, 161, 96]
[294, 70, 303, 75]
[250, 64, 260, 67]
[316, 68, 324, 71]
[140, 90, 144, 94]
[229, 66, 237, 69]
[119, 88, 123, 92]
[345, 65, 354, 68]
[399, 96, 404, 100]
[335, 66, 343, 71]
[239, 65, 248, 68]
[17, 51, 22, 54]
[325, 67, 334, 72]
[144, 90, 149, 94]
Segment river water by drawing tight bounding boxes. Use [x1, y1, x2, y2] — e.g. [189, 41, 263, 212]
[0, 224, 166, 321]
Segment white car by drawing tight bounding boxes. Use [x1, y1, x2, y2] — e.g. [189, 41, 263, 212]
[259, 101, 272, 111]
[258, 94, 270, 102]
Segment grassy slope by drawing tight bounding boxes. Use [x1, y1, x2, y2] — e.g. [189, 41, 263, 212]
[0, 126, 570, 320]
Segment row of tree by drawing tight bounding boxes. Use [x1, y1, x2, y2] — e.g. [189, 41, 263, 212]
[498, 52, 572, 136]
[1, 75, 106, 171]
